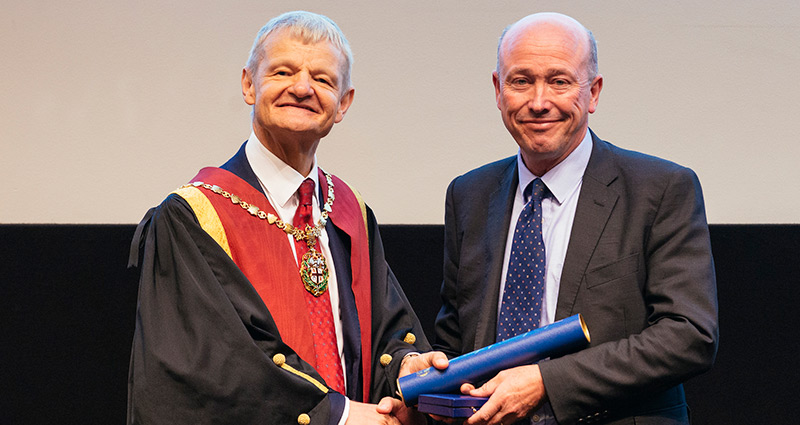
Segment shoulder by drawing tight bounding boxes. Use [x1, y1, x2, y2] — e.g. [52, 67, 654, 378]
[158, 190, 199, 219]
[137, 190, 209, 237]
[591, 137, 699, 186]
[588, 137, 707, 213]
[448, 156, 516, 193]
[325, 171, 369, 212]
[320, 169, 378, 237]
[129, 192, 201, 267]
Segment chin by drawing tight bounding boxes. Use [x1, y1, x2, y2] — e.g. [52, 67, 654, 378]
[276, 119, 322, 132]
[520, 136, 557, 152]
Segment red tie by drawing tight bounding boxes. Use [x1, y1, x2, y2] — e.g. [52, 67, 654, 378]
[293, 178, 346, 394]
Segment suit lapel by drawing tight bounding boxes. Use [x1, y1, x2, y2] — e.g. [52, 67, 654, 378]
[556, 133, 619, 320]
[474, 158, 518, 349]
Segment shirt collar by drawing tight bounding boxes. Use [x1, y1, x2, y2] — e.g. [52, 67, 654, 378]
[244, 131, 320, 209]
[516, 128, 593, 204]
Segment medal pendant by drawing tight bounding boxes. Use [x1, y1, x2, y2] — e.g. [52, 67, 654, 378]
[300, 249, 329, 296]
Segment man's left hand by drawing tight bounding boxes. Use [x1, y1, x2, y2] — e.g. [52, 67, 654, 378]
[463, 364, 546, 425]
[399, 351, 449, 377]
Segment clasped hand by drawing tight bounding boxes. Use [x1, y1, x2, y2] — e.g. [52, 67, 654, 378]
[378, 352, 546, 425]
[373, 351, 450, 424]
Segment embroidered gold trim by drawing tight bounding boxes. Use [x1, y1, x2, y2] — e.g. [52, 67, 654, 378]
[273, 353, 329, 394]
[172, 186, 232, 258]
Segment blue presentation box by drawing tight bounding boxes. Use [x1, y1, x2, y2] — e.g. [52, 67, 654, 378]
[417, 394, 489, 418]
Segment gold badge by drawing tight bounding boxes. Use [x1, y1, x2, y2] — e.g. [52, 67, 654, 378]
[300, 250, 329, 297]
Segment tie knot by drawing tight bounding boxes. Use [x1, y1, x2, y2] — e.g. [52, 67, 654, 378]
[524, 178, 548, 203]
[298, 178, 315, 207]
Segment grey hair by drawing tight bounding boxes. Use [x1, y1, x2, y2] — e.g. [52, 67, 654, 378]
[245, 11, 353, 89]
[496, 18, 599, 81]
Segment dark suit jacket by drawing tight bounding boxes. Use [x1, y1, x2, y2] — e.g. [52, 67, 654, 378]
[434, 132, 718, 425]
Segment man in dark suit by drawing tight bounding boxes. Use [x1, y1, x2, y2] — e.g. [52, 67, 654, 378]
[128, 11, 428, 425]
[432, 12, 719, 425]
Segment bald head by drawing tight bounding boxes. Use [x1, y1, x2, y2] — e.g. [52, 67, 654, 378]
[497, 13, 598, 81]
[491, 12, 603, 176]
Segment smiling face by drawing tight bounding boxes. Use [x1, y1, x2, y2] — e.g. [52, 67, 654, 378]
[493, 15, 602, 176]
[241, 29, 354, 165]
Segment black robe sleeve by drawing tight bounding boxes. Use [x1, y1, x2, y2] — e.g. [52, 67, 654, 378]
[362, 206, 432, 403]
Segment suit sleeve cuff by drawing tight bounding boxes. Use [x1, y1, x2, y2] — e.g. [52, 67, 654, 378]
[329, 392, 348, 425]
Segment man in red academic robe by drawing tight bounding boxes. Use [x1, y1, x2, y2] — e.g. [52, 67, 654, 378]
[128, 11, 430, 425]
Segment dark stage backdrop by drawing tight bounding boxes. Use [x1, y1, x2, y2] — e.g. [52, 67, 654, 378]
[1, 224, 798, 424]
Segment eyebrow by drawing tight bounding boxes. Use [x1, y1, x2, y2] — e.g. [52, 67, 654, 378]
[266, 59, 341, 80]
[506, 67, 576, 80]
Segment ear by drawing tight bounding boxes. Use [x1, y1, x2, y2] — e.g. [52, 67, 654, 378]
[241, 67, 256, 106]
[492, 71, 502, 109]
[334, 87, 355, 123]
[588, 74, 603, 114]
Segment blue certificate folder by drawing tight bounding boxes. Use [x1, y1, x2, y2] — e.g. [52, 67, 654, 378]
[398, 314, 590, 405]
[417, 394, 488, 418]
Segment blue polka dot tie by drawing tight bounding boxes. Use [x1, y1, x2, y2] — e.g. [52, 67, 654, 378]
[497, 178, 548, 342]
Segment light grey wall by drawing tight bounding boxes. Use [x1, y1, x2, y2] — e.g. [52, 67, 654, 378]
[2, 1, 798, 224]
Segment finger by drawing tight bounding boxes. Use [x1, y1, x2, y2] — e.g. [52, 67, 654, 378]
[430, 414, 461, 424]
[465, 398, 501, 425]
[469, 377, 500, 397]
[376, 396, 400, 414]
[383, 414, 402, 425]
[432, 352, 450, 370]
[461, 382, 476, 393]
[469, 385, 493, 397]
[401, 353, 432, 376]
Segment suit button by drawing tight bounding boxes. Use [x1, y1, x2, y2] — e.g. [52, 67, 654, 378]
[532, 414, 540, 421]
[404, 333, 416, 344]
[380, 354, 393, 366]
[298, 413, 310, 425]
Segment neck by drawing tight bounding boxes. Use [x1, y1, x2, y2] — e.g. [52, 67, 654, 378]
[254, 127, 319, 176]
[521, 127, 588, 176]
[520, 152, 563, 177]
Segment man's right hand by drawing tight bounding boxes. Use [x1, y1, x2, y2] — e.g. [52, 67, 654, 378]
[462, 364, 546, 425]
[347, 401, 402, 425]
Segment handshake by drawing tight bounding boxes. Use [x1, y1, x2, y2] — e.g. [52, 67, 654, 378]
[374, 314, 589, 425]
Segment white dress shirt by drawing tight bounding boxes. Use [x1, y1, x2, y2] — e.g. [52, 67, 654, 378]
[498, 129, 592, 327]
[497, 130, 592, 424]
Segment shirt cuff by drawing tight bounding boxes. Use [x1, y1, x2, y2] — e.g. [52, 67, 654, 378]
[337, 397, 350, 425]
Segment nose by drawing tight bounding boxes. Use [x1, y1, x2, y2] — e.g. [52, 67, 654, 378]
[288, 71, 314, 98]
[527, 83, 550, 114]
